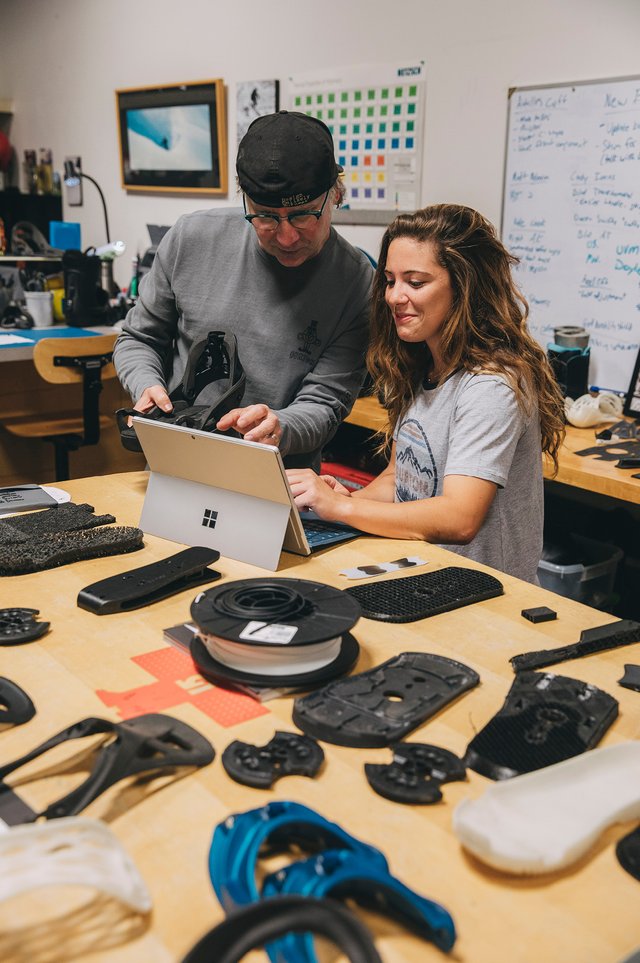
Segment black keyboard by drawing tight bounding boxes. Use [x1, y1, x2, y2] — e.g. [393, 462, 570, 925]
[346, 566, 504, 622]
[511, 619, 640, 672]
[302, 518, 359, 549]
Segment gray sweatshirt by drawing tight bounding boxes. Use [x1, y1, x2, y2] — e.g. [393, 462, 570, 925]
[113, 208, 373, 469]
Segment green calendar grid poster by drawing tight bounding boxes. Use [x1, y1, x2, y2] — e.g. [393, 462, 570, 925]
[287, 62, 425, 211]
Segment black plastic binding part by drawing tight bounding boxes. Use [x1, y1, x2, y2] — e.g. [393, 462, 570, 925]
[292, 652, 480, 748]
[0, 713, 215, 825]
[0, 678, 36, 727]
[616, 826, 640, 883]
[365, 743, 466, 804]
[511, 619, 640, 672]
[619, 664, 640, 693]
[180, 896, 382, 963]
[345, 566, 503, 623]
[0, 608, 50, 646]
[222, 731, 325, 788]
[77, 546, 221, 614]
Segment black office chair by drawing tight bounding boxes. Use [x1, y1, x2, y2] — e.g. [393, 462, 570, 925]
[4, 333, 118, 481]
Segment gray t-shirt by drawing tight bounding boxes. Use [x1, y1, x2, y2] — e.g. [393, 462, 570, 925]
[394, 370, 543, 582]
[113, 208, 373, 469]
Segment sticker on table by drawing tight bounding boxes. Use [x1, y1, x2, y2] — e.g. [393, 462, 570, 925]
[339, 556, 427, 579]
[96, 647, 268, 726]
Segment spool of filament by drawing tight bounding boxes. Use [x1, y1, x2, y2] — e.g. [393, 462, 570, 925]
[190, 578, 361, 688]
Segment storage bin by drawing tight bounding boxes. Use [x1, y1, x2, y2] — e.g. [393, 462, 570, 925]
[537, 534, 623, 609]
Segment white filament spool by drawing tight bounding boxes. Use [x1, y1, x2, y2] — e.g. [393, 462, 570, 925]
[198, 631, 344, 676]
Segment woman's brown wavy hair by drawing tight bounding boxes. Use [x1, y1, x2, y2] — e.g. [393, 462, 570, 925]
[367, 204, 565, 472]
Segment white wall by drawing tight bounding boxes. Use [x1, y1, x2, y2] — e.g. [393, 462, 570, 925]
[1, 0, 639, 287]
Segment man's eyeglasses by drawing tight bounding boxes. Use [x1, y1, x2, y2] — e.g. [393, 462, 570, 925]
[243, 191, 330, 234]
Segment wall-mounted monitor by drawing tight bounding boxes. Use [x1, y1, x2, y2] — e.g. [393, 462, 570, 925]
[116, 79, 227, 194]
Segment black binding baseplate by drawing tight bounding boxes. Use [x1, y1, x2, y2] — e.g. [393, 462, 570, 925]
[0, 677, 36, 727]
[221, 731, 325, 788]
[345, 567, 503, 623]
[464, 670, 619, 780]
[0, 608, 50, 646]
[292, 652, 480, 748]
[364, 743, 466, 804]
[0, 713, 215, 826]
[617, 826, 640, 883]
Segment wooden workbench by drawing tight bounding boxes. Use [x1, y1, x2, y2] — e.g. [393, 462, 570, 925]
[0, 471, 638, 962]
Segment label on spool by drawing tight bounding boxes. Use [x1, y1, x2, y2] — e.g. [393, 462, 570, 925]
[239, 621, 299, 644]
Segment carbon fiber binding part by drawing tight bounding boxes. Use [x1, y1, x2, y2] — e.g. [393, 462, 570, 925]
[292, 652, 480, 748]
[222, 731, 324, 788]
[0, 608, 50, 645]
[465, 671, 618, 779]
[364, 743, 466, 804]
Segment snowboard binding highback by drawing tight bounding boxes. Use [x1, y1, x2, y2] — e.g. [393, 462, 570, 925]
[117, 331, 246, 453]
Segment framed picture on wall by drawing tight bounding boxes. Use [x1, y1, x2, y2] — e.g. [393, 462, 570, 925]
[236, 80, 279, 146]
[116, 79, 227, 194]
[623, 346, 640, 418]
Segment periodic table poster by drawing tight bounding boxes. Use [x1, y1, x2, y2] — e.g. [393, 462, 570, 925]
[286, 62, 425, 211]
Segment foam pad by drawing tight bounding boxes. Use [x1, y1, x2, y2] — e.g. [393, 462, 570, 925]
[0, 502, 143, 575]
[453, 741, 640, 874]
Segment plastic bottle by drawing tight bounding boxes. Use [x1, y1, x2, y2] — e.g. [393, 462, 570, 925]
[129, 255, 139, 299]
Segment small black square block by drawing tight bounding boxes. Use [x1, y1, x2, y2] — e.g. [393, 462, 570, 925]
[521, 606, 557, 624]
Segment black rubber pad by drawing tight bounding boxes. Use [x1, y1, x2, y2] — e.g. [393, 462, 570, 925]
[465, 671, 618, 780]
[345, 567, 503, 622]
[293, 652, 480, 748]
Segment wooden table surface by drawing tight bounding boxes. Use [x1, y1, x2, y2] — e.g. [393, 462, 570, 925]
[346, 396, 640, 505]
[0, 471, 638, 963]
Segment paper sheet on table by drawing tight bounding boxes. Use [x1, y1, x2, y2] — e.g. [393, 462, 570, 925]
[0, 333, 33, 346]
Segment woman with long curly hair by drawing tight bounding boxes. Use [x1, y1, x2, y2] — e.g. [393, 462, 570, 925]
[287, 204, 565, 582]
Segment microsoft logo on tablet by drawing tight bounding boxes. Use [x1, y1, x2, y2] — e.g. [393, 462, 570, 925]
[202, 509, 218, 529]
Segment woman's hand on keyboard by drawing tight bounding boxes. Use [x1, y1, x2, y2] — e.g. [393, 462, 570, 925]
[286, 469, 350, 518]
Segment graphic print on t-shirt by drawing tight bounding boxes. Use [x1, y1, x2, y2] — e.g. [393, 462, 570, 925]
[395, 418, 437, 501]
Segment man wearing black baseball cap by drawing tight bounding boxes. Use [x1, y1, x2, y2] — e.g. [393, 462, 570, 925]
[114, 110, 373, 470]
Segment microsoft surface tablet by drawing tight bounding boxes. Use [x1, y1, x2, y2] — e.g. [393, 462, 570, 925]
[133, 419, 358, 570]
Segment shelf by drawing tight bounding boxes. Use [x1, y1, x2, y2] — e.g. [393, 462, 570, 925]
[0, 255, 62, 263]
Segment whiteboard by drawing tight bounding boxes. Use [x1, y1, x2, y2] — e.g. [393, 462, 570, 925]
[502, 76, 640, 394]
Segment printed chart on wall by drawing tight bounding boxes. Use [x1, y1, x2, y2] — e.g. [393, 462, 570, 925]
[286, 62, 425, 212]
[502, 76, 640, 394]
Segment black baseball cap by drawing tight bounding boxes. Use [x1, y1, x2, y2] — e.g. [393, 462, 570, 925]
[236, 110, 343, 208]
